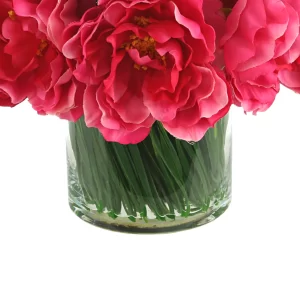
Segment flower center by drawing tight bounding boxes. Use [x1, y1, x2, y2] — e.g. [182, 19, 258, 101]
[6, 10, 48, 58]
[130, 35, 156, 58]
[122, 35, 166, 71]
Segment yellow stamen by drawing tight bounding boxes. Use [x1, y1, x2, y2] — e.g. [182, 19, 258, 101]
[121, 34, 166, 71]
[8, 10, 16, 21]
[134, 16, 150, 27]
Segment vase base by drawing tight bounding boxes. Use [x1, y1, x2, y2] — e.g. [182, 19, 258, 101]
[69, 200, 231, 234]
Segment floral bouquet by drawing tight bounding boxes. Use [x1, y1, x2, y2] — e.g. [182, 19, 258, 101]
[1, 0, 299, 233]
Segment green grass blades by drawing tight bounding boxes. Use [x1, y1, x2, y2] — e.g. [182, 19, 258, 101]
[68, 115, 231, 222]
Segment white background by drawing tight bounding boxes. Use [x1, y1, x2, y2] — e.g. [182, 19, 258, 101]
[0, 87, 299, 300]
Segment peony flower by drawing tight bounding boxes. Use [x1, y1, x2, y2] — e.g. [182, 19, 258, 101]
[0, 0, 38, 105]
[62, 0, 231, 144]
[0, 0, 88, 120]
[28, 49, 85, 122]
[13, 0, 96, 50]
[221, 0, 300, 113]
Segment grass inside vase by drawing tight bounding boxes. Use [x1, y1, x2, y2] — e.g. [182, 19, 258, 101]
[68, 115, 231, 223]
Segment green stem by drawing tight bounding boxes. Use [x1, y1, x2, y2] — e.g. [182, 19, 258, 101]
[68, 115, 231, 221]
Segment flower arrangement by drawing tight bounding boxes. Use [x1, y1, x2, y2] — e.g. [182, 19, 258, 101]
[1, 0, 299, 141]
[1, 0, 299, 232]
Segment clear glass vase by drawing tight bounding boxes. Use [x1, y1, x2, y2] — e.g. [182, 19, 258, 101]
[67, 114, 232, 233]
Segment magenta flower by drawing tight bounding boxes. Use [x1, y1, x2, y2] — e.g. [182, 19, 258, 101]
[61, 0, 231, 143]
[0, 0, 39, 106]
[0, 0, 90, 120]
[221, 0, 300, 113]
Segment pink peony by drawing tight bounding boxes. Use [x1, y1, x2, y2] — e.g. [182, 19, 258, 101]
[13, 0, 96, 50]
[0, 0, 39, 106]
[0, 0, 88, 120]
[28, 50, 85, 122]
[221, 0, 300, 113]
[61, 0, 231, 143]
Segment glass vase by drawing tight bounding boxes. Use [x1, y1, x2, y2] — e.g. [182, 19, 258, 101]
[67, 114, 232, 233]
